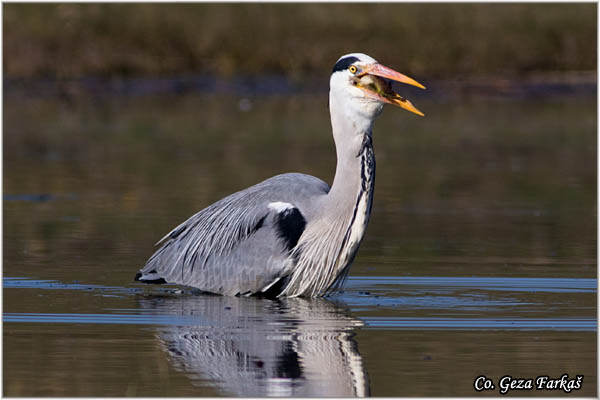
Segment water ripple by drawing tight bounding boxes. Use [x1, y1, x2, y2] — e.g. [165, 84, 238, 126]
[346, 276, 597, 293]
[4, 313, 595, 331]
[4, 276, 595, 332]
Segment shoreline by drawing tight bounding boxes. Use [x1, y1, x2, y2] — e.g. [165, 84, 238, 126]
[4, 71, 596, 101]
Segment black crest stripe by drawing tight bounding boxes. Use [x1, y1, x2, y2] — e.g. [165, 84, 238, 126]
[332, 56, 359, 73]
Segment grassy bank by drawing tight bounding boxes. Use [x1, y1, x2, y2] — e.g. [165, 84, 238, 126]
[3, 3, 596, 80]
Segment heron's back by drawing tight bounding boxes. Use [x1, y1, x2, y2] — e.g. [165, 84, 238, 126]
[136, 173, 329, 296]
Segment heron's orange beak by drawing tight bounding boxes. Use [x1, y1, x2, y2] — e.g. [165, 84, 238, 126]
[357, 63, 426, 117]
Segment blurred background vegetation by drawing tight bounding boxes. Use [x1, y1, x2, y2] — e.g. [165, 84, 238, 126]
[3, 3, 596, 80]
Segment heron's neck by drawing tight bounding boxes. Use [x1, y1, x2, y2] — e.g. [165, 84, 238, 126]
[280, 96, 378, 297]
[327, 95, 377, 210]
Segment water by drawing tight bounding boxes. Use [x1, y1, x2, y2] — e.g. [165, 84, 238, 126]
[3, 78, 596, 396]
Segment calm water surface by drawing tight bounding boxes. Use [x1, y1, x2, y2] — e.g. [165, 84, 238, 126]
[3, 79, 596, 396]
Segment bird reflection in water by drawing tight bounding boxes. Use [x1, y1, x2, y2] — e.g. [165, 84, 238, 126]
[138, 294, 370, 397]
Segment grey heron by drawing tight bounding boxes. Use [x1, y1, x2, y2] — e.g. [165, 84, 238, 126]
[135, 53, 425, 297]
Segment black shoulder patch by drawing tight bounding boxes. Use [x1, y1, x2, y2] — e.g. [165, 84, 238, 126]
[332, 56, 359, 73]
[274, 207, 306, 252]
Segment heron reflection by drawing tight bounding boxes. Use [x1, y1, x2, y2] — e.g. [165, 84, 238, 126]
[138, 294, 370, 397]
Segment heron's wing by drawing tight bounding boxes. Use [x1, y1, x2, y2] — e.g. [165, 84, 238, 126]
[136, 173, 329, 295]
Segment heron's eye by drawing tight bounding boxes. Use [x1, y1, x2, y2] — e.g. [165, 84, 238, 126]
[349, 65, 358, 74]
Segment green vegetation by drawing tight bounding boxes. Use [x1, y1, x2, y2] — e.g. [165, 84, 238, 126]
[4, 3, 596, 79]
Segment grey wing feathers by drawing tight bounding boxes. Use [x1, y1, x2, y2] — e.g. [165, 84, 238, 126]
[136, 173, 329, 296]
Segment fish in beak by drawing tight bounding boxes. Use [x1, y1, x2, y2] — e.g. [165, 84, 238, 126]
[354, 63, 426, 116]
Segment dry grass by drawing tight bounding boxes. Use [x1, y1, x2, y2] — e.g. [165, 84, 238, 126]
[3, 3, 596, 79]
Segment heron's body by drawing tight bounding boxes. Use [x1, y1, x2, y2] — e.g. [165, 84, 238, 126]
[136, 53, 424, 297]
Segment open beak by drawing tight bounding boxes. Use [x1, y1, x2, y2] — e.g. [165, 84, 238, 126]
[357, 63, 426, 117]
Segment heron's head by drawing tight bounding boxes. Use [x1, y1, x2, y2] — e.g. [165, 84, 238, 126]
[330, 53, 425, 120]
